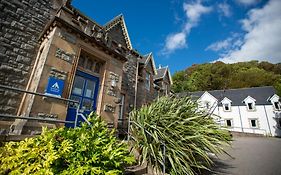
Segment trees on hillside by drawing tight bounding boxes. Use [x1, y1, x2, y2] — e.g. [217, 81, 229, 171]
[172, 61, 281, 95]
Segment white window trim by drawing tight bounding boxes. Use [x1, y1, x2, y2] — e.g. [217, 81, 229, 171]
[246, 102, 256, 111]
[249, 118, 259, 128]
[225, 119, 233, 127]
[223, 103, 231, 112]
[272, 101, 281, 111]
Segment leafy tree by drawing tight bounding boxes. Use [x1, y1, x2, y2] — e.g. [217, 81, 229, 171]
[129, 97, 231, 175]
[0, 113, 135, 175]
[172, 61, 281, 95]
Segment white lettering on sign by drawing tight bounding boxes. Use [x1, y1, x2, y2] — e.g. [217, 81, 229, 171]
[51, 82, 60, 92]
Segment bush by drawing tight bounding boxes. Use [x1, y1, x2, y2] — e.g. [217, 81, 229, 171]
[129, 97, 231, 175]
[0, 112, 135, 175]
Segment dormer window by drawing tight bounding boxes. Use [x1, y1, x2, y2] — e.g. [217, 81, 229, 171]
[223, 103, 231, 111]
[221, 97, 232, 112]
[243, 96, 256, 111]
[268, 94, 280, 111]
[247, 102, 254, 110]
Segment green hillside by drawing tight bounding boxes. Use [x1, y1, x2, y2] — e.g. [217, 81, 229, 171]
[172, 61, 281, 95]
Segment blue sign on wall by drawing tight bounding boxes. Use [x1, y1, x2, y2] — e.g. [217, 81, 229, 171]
[45, 77, 65, 97]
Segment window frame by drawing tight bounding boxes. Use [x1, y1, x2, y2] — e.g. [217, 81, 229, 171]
[118, 94, 125, 120]
[249, 119, 259, 128]
[247, 102, 255, 111]
[145, 72, 150, 91]
[225, 119, 233, 127]
[273, 101, 281, 111]
[223, 103, 231, 112]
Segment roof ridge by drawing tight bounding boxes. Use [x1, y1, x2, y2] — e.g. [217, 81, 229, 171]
[156, 67, 167, 70]
[208, 86, 274, 92]
[104, 14, 123, 27]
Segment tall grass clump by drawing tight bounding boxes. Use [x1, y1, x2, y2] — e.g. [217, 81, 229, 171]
[129, 96, 231, 175]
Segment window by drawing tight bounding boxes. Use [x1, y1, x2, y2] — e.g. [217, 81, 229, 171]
[78, 55, 85, 67]
[225, 119, 233, 127]
[273, 101, 281, 110]
[205, 102, 210, 109]
[145, 72, 150, 90]
[86, 59, 93, 70]
[247, 102, 255, 111]
[223, 103, 231, 111]
[78, 53, 102, 74]
[250, 119, 258, 128]
[163, 82, 168, 95]
[118, 94, 125, 120]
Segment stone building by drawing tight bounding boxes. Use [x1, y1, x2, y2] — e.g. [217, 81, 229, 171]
[0, 0, 172, 135]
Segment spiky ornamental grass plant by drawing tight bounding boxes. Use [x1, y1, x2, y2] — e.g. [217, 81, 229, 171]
[129, 97, 232, 175]
[0, 113, 135, 175]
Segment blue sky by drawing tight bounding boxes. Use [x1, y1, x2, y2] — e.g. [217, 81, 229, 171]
[72, 0, 281, 74]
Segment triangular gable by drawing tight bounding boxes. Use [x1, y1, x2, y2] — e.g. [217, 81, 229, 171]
[198, 91, 218, 102]
[104, 14, 132, 50]
[155, 67, 173, 85]
[165, 68, 173, 85]
[268, 94, 280, 102]
[143, 53, 157, 75]
[221, 97, 232, 104]
[243, 96, 256, 103]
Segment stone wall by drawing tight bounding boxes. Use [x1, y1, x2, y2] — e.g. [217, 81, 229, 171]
[121, 54, 137, 115]
[136, 61, 158, 108]
[0, 0, 65, 115]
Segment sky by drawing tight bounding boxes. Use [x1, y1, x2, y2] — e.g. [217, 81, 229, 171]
[72, 0, 281, 74]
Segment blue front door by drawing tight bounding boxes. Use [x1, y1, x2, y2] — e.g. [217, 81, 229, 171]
[66, 70, 99, 127]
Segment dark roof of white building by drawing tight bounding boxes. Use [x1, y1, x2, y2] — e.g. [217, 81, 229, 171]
[179, 86, 277, 106]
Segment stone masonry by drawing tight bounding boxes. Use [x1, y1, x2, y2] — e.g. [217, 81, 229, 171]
[0, 0, 65, 115]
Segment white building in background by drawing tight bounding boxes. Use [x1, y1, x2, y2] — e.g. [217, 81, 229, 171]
[188, 86, 281, 137]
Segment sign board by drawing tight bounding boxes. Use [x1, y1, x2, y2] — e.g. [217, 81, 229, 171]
[45, 77, 65, 97]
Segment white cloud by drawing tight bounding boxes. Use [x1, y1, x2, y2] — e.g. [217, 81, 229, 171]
[216, 0, 281, 63]
[164, 32, 186, 51]
[183, 2, 212, 25]
[218, 2, 232, 17]
[161, 1, 212, 55]
[236, 0, 261, 6]
[206, 33, 242, 52]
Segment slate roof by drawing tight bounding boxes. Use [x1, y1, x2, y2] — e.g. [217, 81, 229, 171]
[181, 86, 277, 106]
[139, 54, 150, 64]
[154, 67, 167, 80]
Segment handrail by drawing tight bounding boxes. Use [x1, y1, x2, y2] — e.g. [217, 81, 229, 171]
[0, 84, 92, 130]
[0, 114, 74, 124]
[0, 84, 78, 104]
